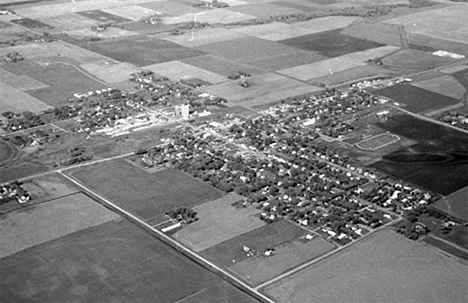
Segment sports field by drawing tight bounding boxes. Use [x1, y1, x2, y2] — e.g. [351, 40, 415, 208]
[433, 186, 468, 222]
[356, 133, 400, 150]
[263, 230, 468, 303]
[69, 159, 224, 222]
[0, 192, 119, 258]
[0, 219, 259, 303]
[172, 193, 265, 252]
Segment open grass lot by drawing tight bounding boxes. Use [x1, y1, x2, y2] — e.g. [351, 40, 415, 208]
[433, 186, 468, 221]
[376, 84, 459, 114]
[2, 58, 107, 107]
[412, 75, 466, 100]
[279, 30, 384, 58]
[203, 73, 318, 104]
[263, 230, 468, 303]
[73, 35, 206, 66]
[69, 159, 224, 222]
[77, 10, 131, 24]
[202, 220, 309, 267]
[311, 65, 394, 86]
[231, 22, 312, 42]
[0, 219, 258, 303]
[385, 5, 468, 44]
[162, 28, 247, 48]
[195, 36, 303, 65]
[227, 3, 302, 19]
[372, 114, 468, 196]
[0, 81, 52, 113]
[0, 192, 119, 258]
[80, 62, 140, 84]
[182, 54, 266, 78]
[230, 236, 335, 286]
[423, 236, 468, 261]
[172, 193, 265, 252]
[382, 49, 456, 72]
[144, 60, 227, 84]
[356, 133, 400, 150]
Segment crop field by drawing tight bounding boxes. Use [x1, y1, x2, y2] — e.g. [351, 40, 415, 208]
[251, 49, 327, 71]
[0, 81, 52, 113]
[80, 62, 140, 84]
[311, 65, 394, 86]
[0, 219, 252, 303]
[0, 163, 48, 184]
[0, 68, 49, 91]
[230, 236, 335, 286]
[291, 16, 361, 34]
[278, 56, 365, 81]
[2, 58, 107, 107]
[174, 281, 259, 303]
[409, 33, 468, 57]
[376, 84, 459, 114]
[40, 13, 101, 31]
[372, 114, 468, 195]
[195, 37, 303, 64]
[433, 186, 468, 221]
[172, 193, 265, 252]
[0, 139, 15, 163]
[263, 230, 468, 303]
[227, 3, 302, 19]
[202, 220, 310, 267]
[77, 10, 131, 24]
[385, 5, 468, 44]
[423, 236, 468, 261]
[382, 49, 456, 72]
[140, 1, 204, 16]
[144, 60, 227, 85]
[162, 27, 247, 48]
[101, 5, 160, 21]
[69, 159, 224, 222]
[412, 75, 466, 100]
[231, 22, 312, 41]
[182, 54, 266, 78]
[0, 192, 119, 258]
[21, 173, 80, 204]
[239, 85, 322, 108]
[356, 133, 400, 150]
[76, 35, 206, 66]
[203, 72, 317, 103]
[279, 30, 384, 58]
[342, 19, 406, 46]
[165, 9, 255, 25]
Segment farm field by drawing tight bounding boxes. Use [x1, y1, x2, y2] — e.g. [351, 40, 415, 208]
[0, 192, 119, 258]
[164, 9, 255, 25]
[227, 2, 302, 18]
[174, 281, 259, 303]
[0, 162, 48, 184]
[433, 186, 468, 221]
[381, 49, 456, 72]
[423, 236, 468, 261]
[0, 68, 49, 91]
[0, 81, 52, 113]
[69, 159, 224, 222]
[172, 193, 265, 252]
[412, 75, 466, 100]
[375, 84, 460, 114]
[372, 114, 468, 195]
[311, 65, 394, 86]
[76, 10, 131, 24]
[292, 16, 361, 35]
[263, 230, 468, 303]
[341, 19, 406, 46]
[250, 49, 327, 71]
[231, 22, 312, 42]
[80, 62, 140, 84]
[201, 220, 308, 267]
[162, 28, 247, 48]
[0, 139, 16, 163]
[0, 219, 260, 303]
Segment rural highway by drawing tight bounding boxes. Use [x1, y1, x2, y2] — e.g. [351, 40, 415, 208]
[58, 171, 277, 303]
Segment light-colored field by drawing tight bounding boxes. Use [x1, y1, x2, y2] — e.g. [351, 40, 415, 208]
[0, 193, 119, 258]
[172, 193, 265, 252]
[164, 9, 255, 24]
[232, 22, 313, 41]
[433, 186, 468, 222]
[40, 13, 100, 31]
[227, 2, 303, 19]
[0, 81, 53, 113]
[163, 28, 247, 47]
[251, 50, 327, 71]
[385, 5, 468, 44]
[203, 73, 317, 103]
[144, 60, 227, 84]
[230, 237, 335, 286]
[278, 57, 365, 81]
[81, 62, 139, 84]
[342, 19, 407, 46]
[239, 85, 321, 108]
[294, 16, 362, 34]
[311, 65, 394, 86]
[102, 5, 160, 21]
[440, 65, 468, 74]
[182, 54, 266, 77]
[382, 49, 456, 70]
[140, 1, 203, 16]
[356, 133, 400, 150]
[22, 173, 79, 203]
[66, 26, 138, 39]
[350, 0, 408, 4]
[0, 69, 48, 91]
[344, 45, 400, 62]
[263, 230, 468, 303]
[412, 75, 466, 100]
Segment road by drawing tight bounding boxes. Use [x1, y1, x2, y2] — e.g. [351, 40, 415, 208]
[58, 171, 276, 303]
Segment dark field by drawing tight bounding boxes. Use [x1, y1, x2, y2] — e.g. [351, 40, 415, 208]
[174, 281, 259, 303]
[278, 30, 384, 58]
[77, 10, 131, 24]
[201, 220, 307, 267]
[376, 84, 460, 114]
[0, 140, 16, 163]
[69, 159, 224, 222]
[422, 236, 468, 261]
[70, 36, 206, 67]
[0, 219, 258, 303]
[433, 187, 468, 221]
[371, 114, 468, 195]
[0, 162, 48, 183]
